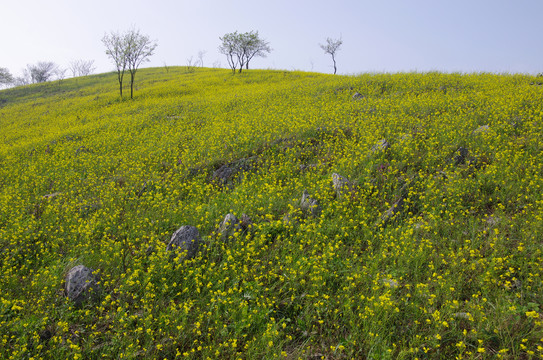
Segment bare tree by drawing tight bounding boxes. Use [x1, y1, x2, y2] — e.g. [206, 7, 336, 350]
[103, 28, 157, 99]
[197, 50, 207, 67]
[102, 31, 128, 97]
[25, 62, 59, 83]
[186, 56, 196, 73]
[240, 31, 271, 70]
[69, 59, 96, 77]
[55, 68, 68, 85]
[320, 37, 343, 74]
[219, 32, 241, 74]
[0, 67, 14, 88]
[219, 31, 271, 74]
[124, 28, 157, 99]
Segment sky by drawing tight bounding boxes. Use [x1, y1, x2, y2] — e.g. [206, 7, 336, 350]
[2, 0, 543, 77]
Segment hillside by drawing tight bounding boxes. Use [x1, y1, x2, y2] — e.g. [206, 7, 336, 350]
[1, 68, 542, 359]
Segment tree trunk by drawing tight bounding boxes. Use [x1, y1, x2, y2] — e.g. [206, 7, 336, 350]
[117, 70, 123, 98]
[130, 71, 135, 99]
[332, 54, 337, 75]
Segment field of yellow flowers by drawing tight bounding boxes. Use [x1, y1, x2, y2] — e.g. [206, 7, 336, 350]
[1, 67, 542, 359]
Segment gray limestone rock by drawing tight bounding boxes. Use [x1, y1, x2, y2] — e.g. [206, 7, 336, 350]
[167, 225, 201, 260]
[212, 165, 234, 185]
[332, 173, 352, 198]
[473, 124, 490, 135]
[352, 92, 365, 100]
[371, 139, 391, 153]
[453, 147, 470, 165]
[380, 278, 399, 288]
[381, 197, 405, 224]
[65, 265, 100, 306]
[218, 213, 243, 241]
[300, 190, 322, 217]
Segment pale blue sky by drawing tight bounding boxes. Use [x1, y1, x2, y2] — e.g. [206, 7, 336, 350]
[2, 0, 543, 77]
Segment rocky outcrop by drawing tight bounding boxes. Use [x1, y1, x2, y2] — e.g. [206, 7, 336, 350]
[300, 190, 322, 217]
[332, 173, 352, 198]
[472, 124, 490, 135]
[371, 139, 390, 153]
[167, 225, 202, 260]
[352, 92, 365, 100]
[217, 213, 253, 241]
[65, 265, 100, 306]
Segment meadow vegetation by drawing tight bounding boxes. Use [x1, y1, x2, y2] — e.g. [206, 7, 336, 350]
[0, 67, 542, 359]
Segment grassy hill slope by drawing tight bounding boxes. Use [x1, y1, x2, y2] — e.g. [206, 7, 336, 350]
[1, 68, 542, 359]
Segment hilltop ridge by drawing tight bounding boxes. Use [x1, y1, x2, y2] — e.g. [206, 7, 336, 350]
[1, 68, 542, 359]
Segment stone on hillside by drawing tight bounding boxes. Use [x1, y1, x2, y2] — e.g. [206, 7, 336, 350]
[399, 133, 412, 142]
[218, 213, 243, 241]
[371, 139, 391, 153]
[43, 192, 61, 199]
[352, 92, 365, 100]
[380, 278, 399, 288]
[239, 213, 253, 231]
[65, 265, 100, 306]
[332, 173, 352, 198]
[473, 124, 490, 135]
[212, 157, 257, 187]
[299, 163, 319, 172]
[212, 165, 234, 185]
[381, 197, 405, 224]
[453, 147, 469, 165]
[167, 225, 201, 260]
[486, 215, 500, 228]
[300, 190, 322, 217]
[453, 312, 471, 320]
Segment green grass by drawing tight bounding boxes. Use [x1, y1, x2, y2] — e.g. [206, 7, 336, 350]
[0, 67, 542, 359]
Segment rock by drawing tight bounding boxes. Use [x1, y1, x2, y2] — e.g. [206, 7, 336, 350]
[453, 147, 469, 165]
[473, 124, 490, 135]
[145, 245, 156, 256]
[239, 213, 253, 231]
[332, 173, 352, 198]
[371, 139, 390, 153]
[218, 213, 243, 241]
[453, 312, 471, 320]
[381, 197, 405, 224]
[65, 265, 100, 306]
[452, 147, 479, 168]
[282, 213, 293, 225]
[300, 190, 322, 217]
[167, 225, 201, 260]
[299, 164, 319, 172]
[352, 92, 365, 100]
[380, 278, 399, 288]
[43, 192, 61, 199]
[212, 157, 257, 187]
[486, 215, 500, 228]
[75, 146, 92, 155]
[212, 165, 234, 185]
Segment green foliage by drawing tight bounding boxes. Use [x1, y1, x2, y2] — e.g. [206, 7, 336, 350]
[0, 68, 543, 359]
